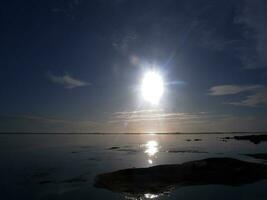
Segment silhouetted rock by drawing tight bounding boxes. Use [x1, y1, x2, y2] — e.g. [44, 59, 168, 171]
[95, 158, 267, 196]
[39, 180, 53, 185]
[234, 134, 267, 144]
[222, 134, 267, 144]
[108, 146, 120, 150]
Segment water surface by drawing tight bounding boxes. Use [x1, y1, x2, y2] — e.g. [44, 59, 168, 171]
[0, 133, 266, 200]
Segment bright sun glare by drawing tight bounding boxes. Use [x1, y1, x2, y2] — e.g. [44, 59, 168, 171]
[141, 71, 164, 105]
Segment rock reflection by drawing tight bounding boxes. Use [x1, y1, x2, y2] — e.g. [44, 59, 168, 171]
[144, 140, 159, 164]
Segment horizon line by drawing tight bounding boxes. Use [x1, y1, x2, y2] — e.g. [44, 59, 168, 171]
[0, 131, 266, 135]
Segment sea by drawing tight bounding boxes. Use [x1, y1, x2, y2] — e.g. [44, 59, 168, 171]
[0, 133, 266, 200]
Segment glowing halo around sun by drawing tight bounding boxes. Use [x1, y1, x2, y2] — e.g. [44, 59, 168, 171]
[141, 70, 164, 105]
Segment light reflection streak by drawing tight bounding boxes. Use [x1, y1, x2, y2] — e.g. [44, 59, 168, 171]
[144, 193, 159, 199]
[143, 140, 159, 164]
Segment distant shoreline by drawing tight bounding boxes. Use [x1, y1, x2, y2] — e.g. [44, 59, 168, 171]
[0, 132, 266, 135]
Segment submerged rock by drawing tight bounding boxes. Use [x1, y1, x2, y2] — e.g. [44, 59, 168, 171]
[39, 180, 53, 185]
[234, 134, 267, 144]
[108, 146, 120, 150]
[94, 158, 267, 196]
[223, 134, 267, 144]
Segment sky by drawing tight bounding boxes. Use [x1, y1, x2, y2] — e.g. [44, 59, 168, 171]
[1, 0, 267, 133]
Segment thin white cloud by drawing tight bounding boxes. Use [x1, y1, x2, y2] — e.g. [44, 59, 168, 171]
[1, 113, 267, 133]
[106, 109, 267, 133]
[227, 90, 267, 107]
[47, 72, 90, 89]
[109, 109, 222, 123]
[209, 84, 267, 107]
[208, 85, 263, 96]
[114, 109, 164, 116]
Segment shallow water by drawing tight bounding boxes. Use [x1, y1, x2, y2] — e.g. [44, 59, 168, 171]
[0, 133, 266, 200]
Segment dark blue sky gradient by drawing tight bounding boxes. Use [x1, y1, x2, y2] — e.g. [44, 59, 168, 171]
[1, 0, 267, 132]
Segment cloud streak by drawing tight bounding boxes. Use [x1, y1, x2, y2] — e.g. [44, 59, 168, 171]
[47, 72, 90, 89]
[0, 114, 99, 133]
[227, 90, 267, 107]
[109, 109, 224, 123]
[105, 109, 267, 133]
[209, 84, 267, 107]
[235, 0, 267, 69]
[1, 112, 267, 133]
[208, 85, 263, 96]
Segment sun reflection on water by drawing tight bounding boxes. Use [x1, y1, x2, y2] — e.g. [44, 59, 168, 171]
[144, 140, 159, 164]
[124, 190, 169, 200]
[124, 193, 160, 200]
[144, 193, 159, 199]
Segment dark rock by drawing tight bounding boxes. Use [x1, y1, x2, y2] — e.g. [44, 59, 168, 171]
[95, 158, 267, 196]
[108, 146, 120, 150]
[234, 134, 267, 144]
[222, 134, 267, 144]
[39, 180, 53, 185]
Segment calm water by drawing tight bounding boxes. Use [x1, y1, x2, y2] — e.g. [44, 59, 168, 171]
[0, 133, 266, 200]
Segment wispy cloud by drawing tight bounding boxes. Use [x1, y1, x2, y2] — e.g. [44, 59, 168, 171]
[235, 0, 267, 69]
[1, 113, 267, 133]
[208, 85, 263, 96]
[112, 31, 138, 53]
[106, 109, 267, 133]
[209, 84, 267, 107]
[109, 109, 223, 123]
[47, 72, 90, 89]
[3, 114, 98, 125]
[0, 114, 99, 133]
[227, 90, 267, 107]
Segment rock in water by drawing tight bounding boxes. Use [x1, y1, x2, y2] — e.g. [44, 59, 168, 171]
[222, 134, 267, 144]
[234, 134, 267, 144]
[94, 158, 267, 196]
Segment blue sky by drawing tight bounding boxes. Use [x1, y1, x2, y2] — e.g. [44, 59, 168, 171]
[1, 0, 267, 133]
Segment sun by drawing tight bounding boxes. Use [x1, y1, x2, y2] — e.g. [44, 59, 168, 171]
[141, 70, 164, 105]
